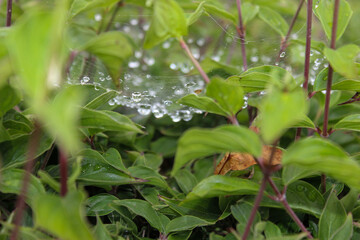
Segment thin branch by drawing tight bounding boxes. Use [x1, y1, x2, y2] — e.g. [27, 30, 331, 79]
[275, 0, 305, 65]
[296, 0, 312, 140]
[10, 123, 42, 240]
[322, 0, 340, 137]
[105, 1, 125, 32]
[59, 149, 68, 197]
[242, 176, 267, 240]
[6, 0, 12, 27]
[235, 0, 248, 71]
[179, 38, 210, 84]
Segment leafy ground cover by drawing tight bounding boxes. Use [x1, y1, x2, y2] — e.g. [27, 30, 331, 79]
[0, 0, 360, 239]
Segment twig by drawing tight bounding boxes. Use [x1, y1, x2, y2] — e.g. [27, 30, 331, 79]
[275, 0, 305, 65]
[6, 0, 12, 27]
[59, 149, 68, 197]
[179, 38, 210, 84]
[242, 176, 267, 240]
[235, 0, 248, 71]
[322, 0, 340, 137]
[10, 123, 42, 240]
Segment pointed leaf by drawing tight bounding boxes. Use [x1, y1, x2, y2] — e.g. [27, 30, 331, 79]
[258, 7, 289, 37]
[166, 215, 211, 233]
[331, 214, 353, 240]
[86, 193, 118, 216]
[172, 125, 262, 175]
[0, 85, 21, 117]
[178, 94, 229, 117]
[69, 0, 119, 18]
[334, 114, 360, 132]
[84, 90, 118, 110]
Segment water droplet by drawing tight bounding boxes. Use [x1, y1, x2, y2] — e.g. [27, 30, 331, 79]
[131, 92, 142, 102]
[179, 110, 192, 121]
[145, 57, 155, 66]
[138, 104, 151, 115]
[135, 51, 142, 58]
[164, 100, 173, 106]
[170, 63, 177, 70]
[162, 41, 171, 49]
[128, 61, 140, 68]
[170, 112, 181, 122]
[106, 75, 112, 81]
[94, 14, 102, 22]
[152, 103, 166, 118]
[108, 99, 115, 106]
[174, 88, 184, 95]
[250, 56, 259, 62]
[123, 25, 131, 33]
[99, 76, 105, 82]
[196, 38, 205, 47]
[187, 38, 194, 44]
[130, 19, 138, 25]
[211, 56, 221, 62]
[280, 52, 286, 58]
[94, 82, 100, 91]
[142, 23, 150, 31]
[80, 76, 90, 85]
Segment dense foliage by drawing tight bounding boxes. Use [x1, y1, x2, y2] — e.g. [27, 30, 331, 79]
[0, 0, 360, 239]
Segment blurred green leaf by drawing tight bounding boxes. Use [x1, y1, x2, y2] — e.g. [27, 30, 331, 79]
[69, 0, 119, 18]
[33, 191, 95, 240]
[331, 213, 353, 240]
[178, 94, 229, 117]
[318, 190, 347, 240]
[282, 165, 319, 186]
[172, 125, 262, 175]
[206, 78, 244, 116]
[185, 175, 259, 201]
[313, 67, 360, 92]
[166, 215, 211, 233]
[0, 85, 20, 117]
[187, 1, 206, 26]
[174, 169, 198, 194]
[80, 107, 143, 134]
[340, 188, 358, 212]
[258, 88, 308, 143]
[168, 231, 192, 240]
[231, 202, 260, 236]
[258, 7, 289, 37]
[203, 2, 236, 24]
[282, 138, 360, 190]
[84, 32, 133, 81]
[324, 44, 360, 79]
[86, 193, 118, 216]
[334, 114, 360, 132]
[144, 0, 187, 49]
[241, 3, 259, 24]
[314, 0, 353, 41]
[84, 90, 118, 110]
[113, 199, 170, 233]
[93, 216, 113, 240]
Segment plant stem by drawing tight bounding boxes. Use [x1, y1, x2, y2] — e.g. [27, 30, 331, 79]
[275, 0, 305, 65]
[235, 0, 248, 71]
[59, 149, 68, 197]
[302, 0, 313, 91]
[10, 123, 42, 240]
[242, 176, 267, 240]
[179, 38, 210, 84]
[105, 1, 124, 32]
[267, 178, 313, 239]
[296, 0, 312, 140]
[6, 0, 12, 27]
[322, 0, 340, 137]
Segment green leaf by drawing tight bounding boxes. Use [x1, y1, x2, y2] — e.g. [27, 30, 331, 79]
[267, 233, 307, 240]
[258, 7, 289, 37]
[282, 138, 360, 190]
[113, 199, 170, 233]
[313, 67, 360, 92]
[203, 2, 236, 24]
[84, 90, 118, 110]
[174, 169, 198, 194]
[206, 78, 244, 116]
[340, 188, 359, 212]
[241, 3, 259, 25]
[41, 86, 85, 153]
[166, 215, 211, 233]
[229, 65, 296, 93]
[258, 88, 308, 143]
[168, 231, 192, 240]
[172, 125, 262, 175]
[331, 214, 353, 240]
[0, 134, 53, 170]
[314, 0, 353, 41]
[334, 114, 360, 132]
[144, 0, 188, 49]
[102, 148, 128, 172]
[128, 165, 169, 190]
[80, 107, 143, 134]
[324, 44, 360, 79]
[187, 1, 206, 26]
[77, 149, 136, 186]
[33, 191, 95, 240]
[282, 165, 319, 186]
[319, 190, 347, 240]
[178, 94, 229, 117]
[185, 175, 259, 201]
[264, 222, 282, 238]
[0, 169, 45, 204]
[69, 0, 119, 18]
[2, 110, 33, 141]
[86, 193, 118, 216]
[93, 216, 113, 240]
[231, 202, 260, 236]
[0, 85, 20, 117]
[83, 32, 133, 81]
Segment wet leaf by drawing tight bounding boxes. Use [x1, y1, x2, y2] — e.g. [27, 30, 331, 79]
[178, 94, 229, 117]
[166, 215, 211, 233]
[86, 193, 118, 216]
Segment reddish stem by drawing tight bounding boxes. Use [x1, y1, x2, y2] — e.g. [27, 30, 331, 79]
[275, 0, 305, 65]
[242, 176, 267, 240]
[10, 124, 42, 240]
[6, 0, 12, 27]
[323, 0, 340, 137]
[179, 38, 210, 84]
[59, 149, 68, 197]
[235, 0, 248, 71]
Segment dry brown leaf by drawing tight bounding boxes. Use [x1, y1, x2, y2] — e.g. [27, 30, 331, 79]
[214, 146, 283, 175]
